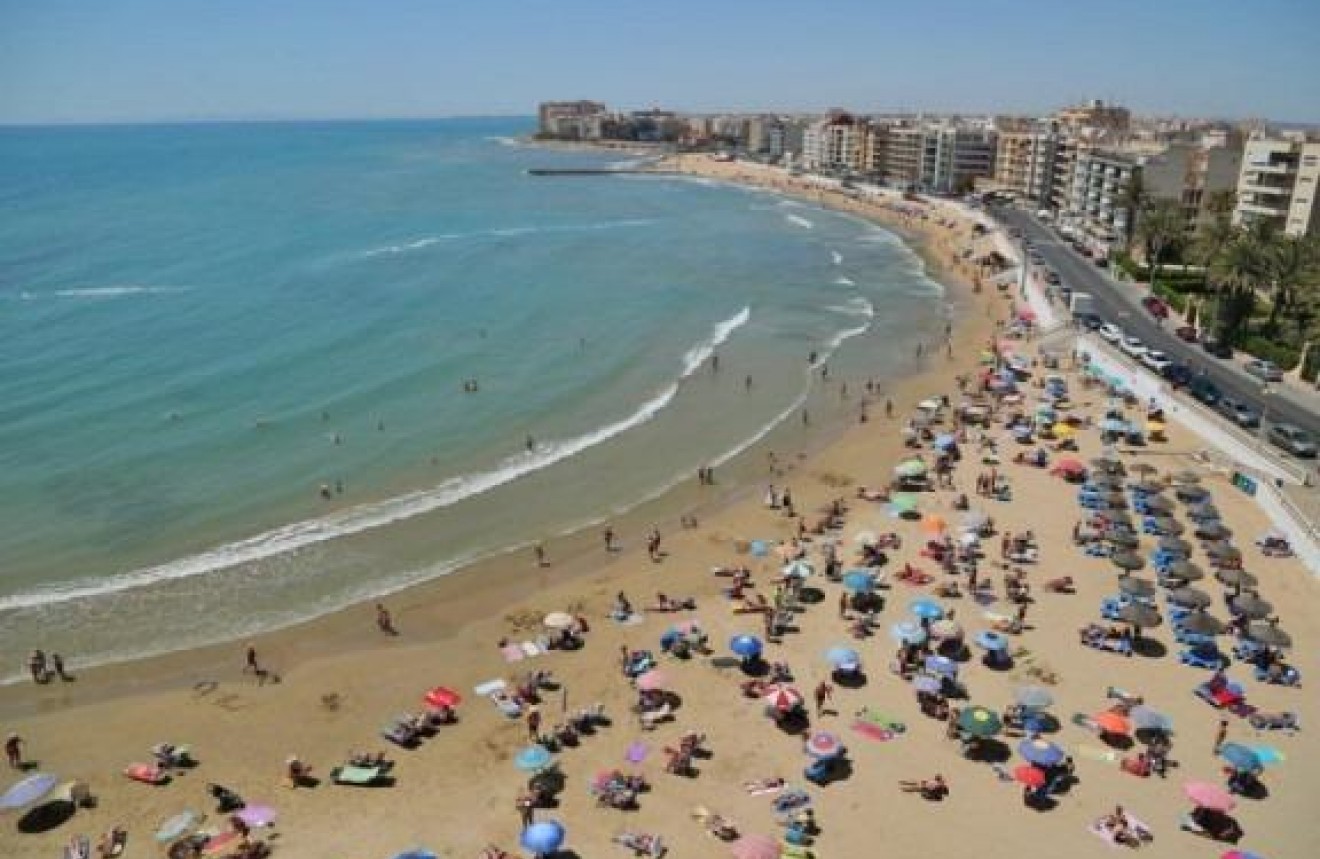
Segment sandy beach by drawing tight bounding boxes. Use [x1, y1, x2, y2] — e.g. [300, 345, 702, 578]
[3, 157, 1316, 859]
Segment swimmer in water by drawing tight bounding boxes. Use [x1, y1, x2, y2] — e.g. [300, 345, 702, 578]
[525, 435, 535, 452]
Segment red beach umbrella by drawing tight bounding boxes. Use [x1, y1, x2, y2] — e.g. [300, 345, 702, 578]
[762, 686, 804, 712]
[1013, 764, 1046, 788]
[730, 834, 781, 859]
[635, 669, 670, 692]
[1091, 711, 1131, 736]
[423, 687, 462, 708]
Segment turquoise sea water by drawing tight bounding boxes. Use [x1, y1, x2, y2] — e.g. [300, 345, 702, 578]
[0, 119, 950, 678]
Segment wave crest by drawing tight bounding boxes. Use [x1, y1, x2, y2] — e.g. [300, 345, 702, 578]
[681, 307, 751, 377]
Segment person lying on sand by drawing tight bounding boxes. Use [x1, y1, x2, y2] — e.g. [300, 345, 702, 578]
[898, 774, 948, 800]
[742, 776, 784, 793]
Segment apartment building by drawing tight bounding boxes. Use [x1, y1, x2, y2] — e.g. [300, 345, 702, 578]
[802, 111, 865, 173]
[1233, 132, 1320, 237]
[867, 121, 996, 193]
[1141, 138, 1243, 230]
[537, 100, 608, 139]
[993, 120, 1061, 204]
[880, 124, 924, 187]
[1056, 99, 1131, 133]
[1067, 149, 1140, 246]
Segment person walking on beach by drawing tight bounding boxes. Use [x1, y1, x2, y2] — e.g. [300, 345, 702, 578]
[5, 734, 23, 769]
[516, 791, 535, 827]
[245, 646, 260, 675]
[526, 706, 542, 742]
[376, 603, 397, 636]
[885, 399, 894, 419]
[838, 592, 849, 619]
[50, 653, 70, 682]
[603, 526, 616, 552]
[647, 529, 662, 562]
[27, 650, 46, 684]
[813, 681, 834, 717]
[1213, 719, 1229, 755]
[534, 544, 547, 567]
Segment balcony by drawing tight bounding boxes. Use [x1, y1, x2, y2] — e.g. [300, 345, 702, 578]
[1243, 161, 1296, 175]
[1240, 183, 1292, 197]
[1236, 201, 1287, 217]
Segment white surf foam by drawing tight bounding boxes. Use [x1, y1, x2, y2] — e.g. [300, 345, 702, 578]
[824, 321, 872, 352]
[0, 382, 683, 612]
[833, 276, 856, 286]
[784, 214, 814, 229]
[831, 251, 843, 265]
[681, 307, 751, 378]
[360, 220, 655, 258]
[50, 285, 189, 299]
[827, 298, 875, 318]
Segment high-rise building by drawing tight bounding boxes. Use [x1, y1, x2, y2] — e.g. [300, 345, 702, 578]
[994, 119, 1061, 204]
[537, 101, 608, 139]
[1056, 99, 1131, 133]
[1233, 132, 1320, 237]
[867, 121, 997, 193]
[802, 111, 865, 173]
[1067, 149, 1140, 247]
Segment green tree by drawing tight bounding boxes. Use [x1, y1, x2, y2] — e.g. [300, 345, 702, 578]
[1209, 225, 1270, 343]
[1263, 233, 1320, 335]
[1133, 199, 1187, 289]
[1118, 171, 1147, 251]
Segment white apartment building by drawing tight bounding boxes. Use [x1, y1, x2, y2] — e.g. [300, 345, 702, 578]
[869, 122, 996, 193]
[802, 112, 864, 173]
[1066, 149, 1139, 248]
[994, 121, 1061, 204]
[1233, 132, 1320, 237]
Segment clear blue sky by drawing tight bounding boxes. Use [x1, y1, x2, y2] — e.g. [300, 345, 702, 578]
[2, 0, 1317, 124]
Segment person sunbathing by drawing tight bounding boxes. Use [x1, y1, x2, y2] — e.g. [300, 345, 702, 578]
[742, 776, 785, 793]
[347, 750, 388, 767]
[1096, 806, 1141, 847]
[480, 847, 512, 859]
[96, 826, 127, 859]
[1044, 576, 1074, 593]
[284, 756, 311, 787]
[898, 774, 948, 800]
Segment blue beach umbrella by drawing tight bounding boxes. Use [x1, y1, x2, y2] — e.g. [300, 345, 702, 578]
[825, 646, 861, 669]
[909, 598, 944, 621]
[392, 852, 438, 859]
[912, 674, 943, 694]
[0, 772, 58, 810]
[1130, 705, 1173, 734]
[730, 634, 763, 659]
[1219, 743, 1263, 774]
[934, 433, 958, 450]
[1018, 739, 1065, 767]
[749, 540, 770, 558]
[1014, 686, 1054, 710]
[514, 745, 553, 772]
[842, 570, 875, 593]
[520, 820, 565, 855]
[1101, 418, 1127, 434]
[1251, 745, 1285, 766]
[975, 630, 1009, 651]
[925, 655, 958, 677]
[890, 622, 927, 646]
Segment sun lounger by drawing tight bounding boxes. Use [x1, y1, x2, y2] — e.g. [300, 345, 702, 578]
[123, 763, 168, 785]
[331, 764, 387, 786]
[612, 832, 667, 857]
[1247, 710, 1298, 732]
[1178, 645, 1226, 670]
[1254, 664, 1301, 686]
[854, 707, 906, 733]
[489, 690, 522, 719]
[381, 721, 419, 747]
[639, 703, 673, 730]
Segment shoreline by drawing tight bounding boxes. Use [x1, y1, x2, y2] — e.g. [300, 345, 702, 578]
[0, 161, 997, 717]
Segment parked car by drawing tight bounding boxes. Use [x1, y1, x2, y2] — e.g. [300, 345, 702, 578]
[1141, 296, 1170, 319]
[1201, 338, 1233, 359]
[1098, 323, 1123, 343]
[1075, 313, 1103, 331]
[1189, 376, 1221, 406]
[1244, 359, 1284, 382]
[1174, 325, 1199, 343]
[1140, 350, 1173, 372]
[1120, 336, 1147, 358]
[1215, 397, 1261, 428]
[1045, 270, 1062, 285]
[1161, 363, 1194, 388]
[1267, 423, 1318, 458]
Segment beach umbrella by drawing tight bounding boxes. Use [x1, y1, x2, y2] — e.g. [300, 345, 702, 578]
[909, 598, 944, 621]
[1143, 496, 1174, 513]
[1219, 743, 1263, 774]
[962, 510, 989, 531]
[1153, 517, 1185, 535]
[1052, 422, 1077, 439]
[1117, 577, 1155, 598]
[1178, 611, 1226, 637]
[1130, 706, 1173, 734]
[749, 540, 770, 558]
[925, 655, 958, 677]
[520, 820, 566, 856]
[1196, 522, 1233, 540]
[1165, 561, 1204, 581]
[890, 494, 919, 516]
[235, 804, 277, 828]
[958, 706, 1002, 737]
[730, 635, 763, 659]
[1172, 470, 1201, 484]
[1177, 485, 1211, 503]
[1091, 711, 1131, 736]
[514, 745, 554, 773]
[825, 646, 861, 669]
[1220, 852, 1264, 859]
[1106, 531, 1139, 549]
[155, 810, 200, 844]
[895, 458, 928, 478]
[912, 674, 943, 694]
[763, 686, 804, 712]
[1231, 594, 1273, 620]
[542, 611, 575, 631]
[1130, 463, 1158, 476]
[0, 773, 58, 811]
[782, 560, 814, 579]
[804, 731, 844, 759]
[730, 834, 781, 859]
[1013, 764, 1047, 788]
[1215, 569, 1257, 588]
[1251, 745, 1285, 766]
[1054, 457, 1085, 474]
[890, 622, 927, 646]
[1117, 603, 1161, 628]
[1184, 781, 1236, 812]
[1245, 621, 1291, 648]
[934, 433, 958, 450]
[202, 832, 242, 857]
[841, 570, 875, 593]
[1157, 537, 1190, 554]
[1102, 491, 1129, 507]
[1206, 543, 1241, 561]
[974, 630, 1009, 652]
[1100, 418, 1128, 434]
[1189, 503, 1220, 520]
[1130, 480, 1165, 494]
[921, 514, 948, 534]
[1168, 587, 1211, 610]
[1018, 739, 1065, 767]
[929, 618, 963, 640]
[1110, 552, 1145, 572]
[852, 530, 878, 547]
[1088, 472, 1121, 487]
[635, 669, 670, 692]
[1014, 686, 1054, 709]
[423, 686, 462, 709]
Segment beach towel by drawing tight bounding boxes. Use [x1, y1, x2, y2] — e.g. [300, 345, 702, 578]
[473, 679, 506, 696]
[124, 763, 166, 785]
[743, 780, 785, 796]
[855, 707, 906, 733]
[332, 764, 383, 785]
[851, 721, 896, 742]
[626, 742, 649, 764]
[520, 641, 542, 658]
[1075, 745, 1120, 764]
[501, 644, 526, 663]
[614, 612, 646, 626]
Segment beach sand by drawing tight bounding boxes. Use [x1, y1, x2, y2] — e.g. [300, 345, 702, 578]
[3, 159, 1315, 859]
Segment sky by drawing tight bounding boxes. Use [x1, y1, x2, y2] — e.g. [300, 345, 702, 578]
[2, 0, 1318, 125]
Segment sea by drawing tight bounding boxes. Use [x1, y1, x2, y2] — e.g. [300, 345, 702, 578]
[0, 118, 953, 681]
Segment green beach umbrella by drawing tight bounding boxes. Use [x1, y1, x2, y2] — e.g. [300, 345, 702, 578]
[958, 706, 1003, 738]
[890, 493, 919, 515]
[895, 459, 927, 478]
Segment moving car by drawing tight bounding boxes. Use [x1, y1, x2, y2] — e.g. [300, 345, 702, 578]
[1161, 363, 1193, 388]
[1175, 325, 1199, 343]
[1098, 323, 1123, 343]
[1214, 397, 1261, 428]
[1075, 313, 1103, 331]
[1140, 350, 1172, 372]
[1244, 359, 1284, 382]
[1120, 336, 1147, 358]
[1141, 296, 1170, 319]
[1189, 376, 1221, 406]
[1266, 424, 1317, 458]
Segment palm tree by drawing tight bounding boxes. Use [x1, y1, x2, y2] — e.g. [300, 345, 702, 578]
[1133, 199, 1187, 290]
[1210, 226, 1274, 343]
[1263, 233, 1320, 335]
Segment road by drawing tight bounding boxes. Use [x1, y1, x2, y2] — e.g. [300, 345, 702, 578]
[994, 207, 1320, 448]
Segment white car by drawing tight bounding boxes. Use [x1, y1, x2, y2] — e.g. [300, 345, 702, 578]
[1098, 323, 1123, 343]
[1140, 350, 1172, 372]
[1120, 336, 1147, 358]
